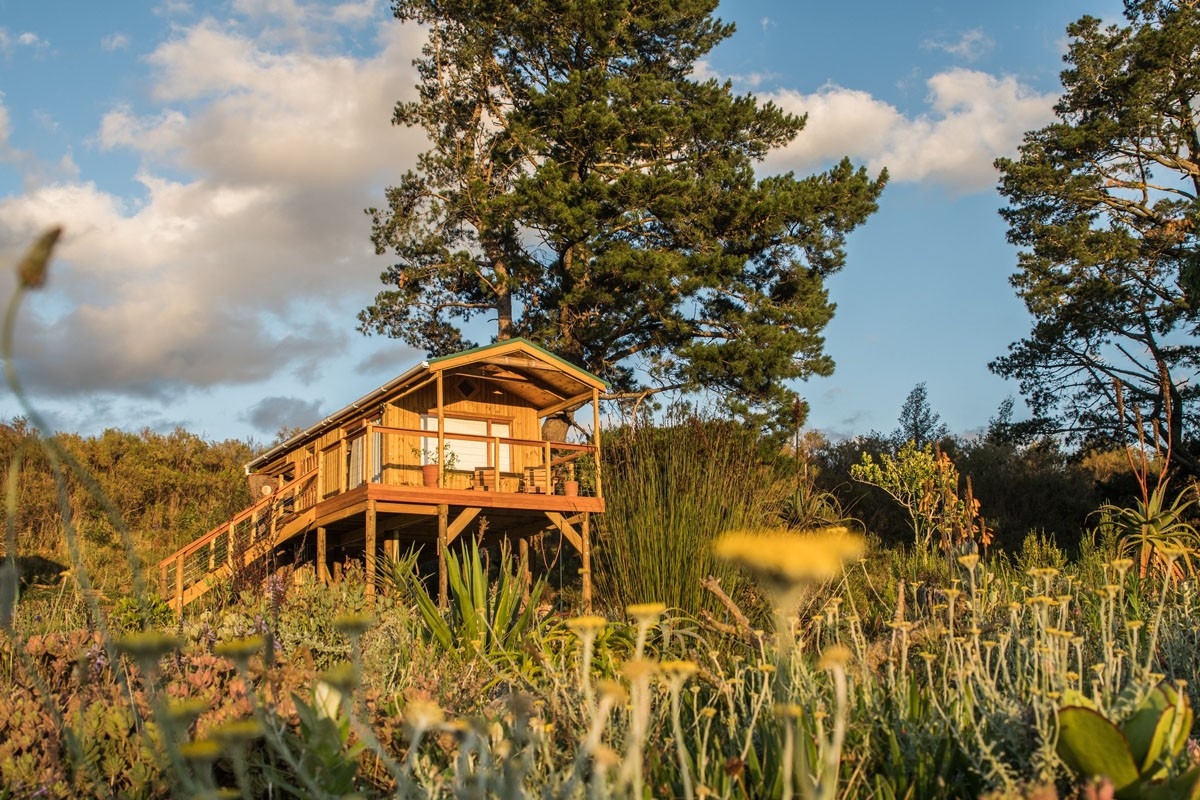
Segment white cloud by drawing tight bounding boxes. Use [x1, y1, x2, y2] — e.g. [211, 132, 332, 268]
[0, 11, 427, 400]
[17, 32, 46, 48]
[922, 28, 994, 62]
[0, 28, 49, 55]
[101, 32, 131, 52]
[762, 69, 1058, 192]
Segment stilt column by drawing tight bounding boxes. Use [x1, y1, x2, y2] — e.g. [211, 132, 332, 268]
[365, 501, 377, 603]
[437, 503, 449, 609]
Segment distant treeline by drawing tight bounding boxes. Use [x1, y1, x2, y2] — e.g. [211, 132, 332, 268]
[0, 412, 1154, 595]
[0, 419, 255, 591]
[811, 431, 1146, 555]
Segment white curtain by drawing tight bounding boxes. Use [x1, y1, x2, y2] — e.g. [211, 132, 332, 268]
[421, 416, 510, 471]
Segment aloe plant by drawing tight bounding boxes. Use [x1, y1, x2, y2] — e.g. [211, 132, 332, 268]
[1057, 681, 1200, 799]
[385, 540, 545, 659]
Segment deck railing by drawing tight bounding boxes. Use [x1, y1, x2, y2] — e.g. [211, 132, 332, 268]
[157, 466, 317, 609]
[335, 424, 601, 497]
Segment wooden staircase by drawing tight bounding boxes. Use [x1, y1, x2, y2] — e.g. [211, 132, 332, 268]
[158, 467, 318, 612]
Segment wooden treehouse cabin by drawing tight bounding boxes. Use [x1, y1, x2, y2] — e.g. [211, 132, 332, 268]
[158, 339, 607, 612]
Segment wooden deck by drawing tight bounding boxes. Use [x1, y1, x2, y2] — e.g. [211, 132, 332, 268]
[158, 468, 602, 612]
[159, 339, 609, 613]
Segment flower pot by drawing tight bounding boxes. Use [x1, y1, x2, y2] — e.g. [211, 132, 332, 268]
[562, 479, 579, 497]
[422, 464, 440, 487]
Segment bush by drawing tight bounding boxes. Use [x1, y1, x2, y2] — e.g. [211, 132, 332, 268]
[593, 413, 788, 623]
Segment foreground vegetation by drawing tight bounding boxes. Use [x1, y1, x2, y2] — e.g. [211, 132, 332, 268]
[4, 391, 1200, 797]
[5, 508, 1200, 798]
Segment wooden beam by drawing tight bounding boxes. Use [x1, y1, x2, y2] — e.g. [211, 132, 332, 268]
[592, 387, 603, 499]
[436, 372, 445, 488]
[365, 500, 377, 603]
[545, 511, 584, 552]
[519, 537, 531, 605]
[437, 503, 449, 609]
[316, 526, 329, 585]
[446, 507, 482, 545]
[581, 512, 592, 612]
[538, 391, 596, 419]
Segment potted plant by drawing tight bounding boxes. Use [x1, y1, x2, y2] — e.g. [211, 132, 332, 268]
[413, 444, 458, 487]
[556, 462, 579, 496]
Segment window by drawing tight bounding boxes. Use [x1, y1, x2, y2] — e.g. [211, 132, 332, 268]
[420, 415, 511, 472]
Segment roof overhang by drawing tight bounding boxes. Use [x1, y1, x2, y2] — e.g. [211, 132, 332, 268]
[244, 339, 607, 474]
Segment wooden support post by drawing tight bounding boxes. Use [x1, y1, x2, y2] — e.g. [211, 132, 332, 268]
[175, 558, 184, 612]
[364, 422, 372, 485]
[519, 537, 531, 605]
[492, 437, 500, 488]
[316, 526, 328, 585]
[581, 512, 592, 612]
[592, 387, 603, 499]
[436, 372, 445, 487]
[437, 503, 449, 609]
[365, 501, 377, 603]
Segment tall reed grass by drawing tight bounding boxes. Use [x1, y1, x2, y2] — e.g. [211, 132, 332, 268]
[594, 413, 786, 621]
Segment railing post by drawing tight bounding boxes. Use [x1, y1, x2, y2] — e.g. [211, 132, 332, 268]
[542, 442, 551, 493]
[436, 372, 445, 487]
[175, 558, 184, 611]
[492, 436, 500, 487]
[364, 422, 373, 485]
[592, 387, 603, 499]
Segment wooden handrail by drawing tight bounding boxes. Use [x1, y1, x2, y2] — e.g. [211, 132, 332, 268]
[370, 423, 594, 452]
[157, 466, 317, 569]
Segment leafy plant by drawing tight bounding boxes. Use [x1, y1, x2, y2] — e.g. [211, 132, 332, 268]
[411, 444, 458, 470]
[1104, 484, 1199, 579]
[850, 441, 989, 552]
[384, 540, 544, 660]
[594, 414, 785, 622]
[1057, 681, 1199, 799]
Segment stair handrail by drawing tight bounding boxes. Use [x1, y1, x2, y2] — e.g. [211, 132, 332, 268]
[157, 465, 318, 574]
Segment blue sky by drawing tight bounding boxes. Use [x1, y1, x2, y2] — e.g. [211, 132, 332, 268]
[0, 0, 1124, 444]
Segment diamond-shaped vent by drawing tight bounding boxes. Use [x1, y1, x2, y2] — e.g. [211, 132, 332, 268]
[457, 378, 476, 399]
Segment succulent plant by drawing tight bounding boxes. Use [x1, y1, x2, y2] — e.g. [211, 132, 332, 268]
[1056, 681, 1200, 800]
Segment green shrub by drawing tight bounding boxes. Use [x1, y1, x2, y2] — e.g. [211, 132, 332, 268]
[594, 413, 788, 622]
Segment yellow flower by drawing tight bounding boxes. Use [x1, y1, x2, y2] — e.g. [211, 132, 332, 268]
[319, 661, 359, 694]
[179, 739, 222, 762]
[405, 700, 445, 731]
[660, 660, 699, 681]
[333, 613, 375, 636]
[566, 615, 607, 636]
[210, 719, 264, 744]
[774, 703, 804, 719]
[626, 602, 667, 623]
[597, 679, 628, 704]
[214, 636, 265, 661]
[713, 527, 865, 591]
[818, 644, 852, 670]
[116, 631, 181, 660]
[166, 698, 208, 725]
[621, 658, 660, 682]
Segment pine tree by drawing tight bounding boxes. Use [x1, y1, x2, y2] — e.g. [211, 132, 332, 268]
[991, 0, 1200, 474]
[360, 0, 886, 429]
[892, 382, 947, 450]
